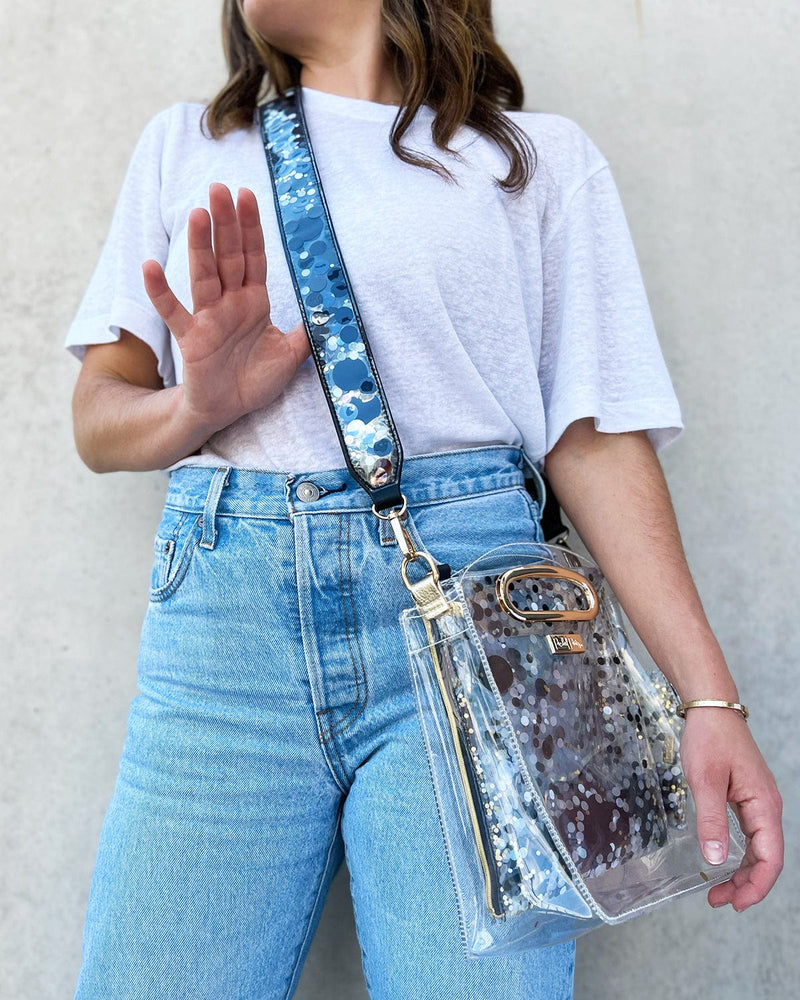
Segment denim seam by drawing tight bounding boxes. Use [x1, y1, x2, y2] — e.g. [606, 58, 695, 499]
[323, 720, 351, 791]
[161, 483, 527, 521]
[519, 486, 544, 529]
[341, 514, 370, 730]
[161, 508, 294, 525]
[300, 482, 527, 520]
[153, 510, 189, 588]
[291, 514, 350, 796]
[320, 516, 366, 741]
[314, 519, 357, 741]
[282, 804, 344, 999]
[407, 482, 526, 511]
[317, 516, 368, 743]
[148, 514, 203, 603]
[167, 510, 189, 541]
[344, 848, 374, 996]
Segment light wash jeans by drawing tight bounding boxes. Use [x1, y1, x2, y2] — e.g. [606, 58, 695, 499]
[74, 445, 575, 999]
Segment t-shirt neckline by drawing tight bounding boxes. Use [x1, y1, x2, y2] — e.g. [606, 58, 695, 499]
[299, 84, 434, 123]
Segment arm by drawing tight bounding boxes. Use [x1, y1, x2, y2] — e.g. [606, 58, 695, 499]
[71, 333, 220, 473]
[545, 417, 783, 910]
[71, 184, 310, 473]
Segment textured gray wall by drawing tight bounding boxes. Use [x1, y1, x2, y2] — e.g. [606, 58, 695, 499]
[2, 1, 796, 997]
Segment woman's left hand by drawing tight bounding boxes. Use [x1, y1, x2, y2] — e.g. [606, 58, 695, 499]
[544, 423, 784, 911]
[678, 708, 784, 910]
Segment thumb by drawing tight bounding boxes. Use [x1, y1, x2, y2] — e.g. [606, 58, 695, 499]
[690, 767, 731, 866]
[284, 321, 313, 367]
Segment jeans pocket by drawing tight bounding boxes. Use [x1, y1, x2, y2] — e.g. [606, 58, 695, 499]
[149, 507, 203, 603]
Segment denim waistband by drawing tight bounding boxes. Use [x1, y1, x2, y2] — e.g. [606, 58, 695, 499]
[163, 445, 545, 521]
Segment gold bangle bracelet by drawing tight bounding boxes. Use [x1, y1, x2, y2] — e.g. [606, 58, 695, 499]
[676, 699, 749, 721]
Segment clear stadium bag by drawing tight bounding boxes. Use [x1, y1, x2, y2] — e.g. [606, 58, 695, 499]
[400, 540, 745, 955]
[260, 87, 747, 959]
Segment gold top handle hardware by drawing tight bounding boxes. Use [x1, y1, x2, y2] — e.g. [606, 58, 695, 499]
[496, 564, 600, 623]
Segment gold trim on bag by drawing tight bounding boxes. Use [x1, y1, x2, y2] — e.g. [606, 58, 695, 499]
[424, 618, 505, 920]
[496, 565, 600, 623]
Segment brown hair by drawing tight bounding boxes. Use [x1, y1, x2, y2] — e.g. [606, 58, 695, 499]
[203, 0, 536, 193]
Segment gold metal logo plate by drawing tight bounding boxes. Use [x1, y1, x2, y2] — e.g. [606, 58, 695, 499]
[546, 634, 586, 654]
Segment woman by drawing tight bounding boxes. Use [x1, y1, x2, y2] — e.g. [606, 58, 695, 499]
[65, 1, 783, 997]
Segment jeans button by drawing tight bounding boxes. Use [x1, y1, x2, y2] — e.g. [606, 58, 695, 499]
[296, 481, 321, 502]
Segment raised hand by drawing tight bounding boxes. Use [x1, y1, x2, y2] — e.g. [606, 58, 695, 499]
[142, 183, 310, 434]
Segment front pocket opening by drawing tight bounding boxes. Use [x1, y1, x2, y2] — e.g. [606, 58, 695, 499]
[157, 537, 175, 588]
[150, 511, 202, 600]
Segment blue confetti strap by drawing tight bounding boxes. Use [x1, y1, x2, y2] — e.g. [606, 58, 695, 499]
[259, 88, 404, 510]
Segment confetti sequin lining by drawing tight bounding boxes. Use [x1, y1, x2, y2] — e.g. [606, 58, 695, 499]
[408, 543, 690, 921]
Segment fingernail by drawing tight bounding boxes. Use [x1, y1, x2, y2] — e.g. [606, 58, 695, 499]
[703, 840, 726, 865]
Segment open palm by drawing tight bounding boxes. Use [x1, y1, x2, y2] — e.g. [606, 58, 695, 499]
[142, 183, 310, 432]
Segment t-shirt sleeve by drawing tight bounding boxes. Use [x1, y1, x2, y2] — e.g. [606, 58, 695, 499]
[538, 154, 684, 460]
[63, 107, 176, 387]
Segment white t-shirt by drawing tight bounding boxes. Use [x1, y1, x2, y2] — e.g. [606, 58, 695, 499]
[64, 85, 683, 474]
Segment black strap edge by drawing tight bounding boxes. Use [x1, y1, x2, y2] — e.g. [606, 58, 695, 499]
[258, 89, 404, 508]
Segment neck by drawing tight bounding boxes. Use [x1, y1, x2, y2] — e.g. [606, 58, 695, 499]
[295, 9, 401, 105]
[299, 62, 402, 106]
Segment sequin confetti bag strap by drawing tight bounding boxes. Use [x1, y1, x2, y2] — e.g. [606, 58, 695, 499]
[258, 89, 405, 512]
[258, 89, 747, 958]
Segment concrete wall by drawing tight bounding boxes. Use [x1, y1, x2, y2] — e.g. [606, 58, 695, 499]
[2, 1, 796, 996]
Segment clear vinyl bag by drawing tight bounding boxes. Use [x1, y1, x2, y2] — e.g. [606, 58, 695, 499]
[401, 541, 746, 956]
[259, 90, 749, 960]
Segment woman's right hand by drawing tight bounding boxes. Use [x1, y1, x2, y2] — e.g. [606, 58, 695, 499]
[142, 182, 311, 435]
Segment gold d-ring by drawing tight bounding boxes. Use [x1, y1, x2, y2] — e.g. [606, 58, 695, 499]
[497, 564, 599, 623]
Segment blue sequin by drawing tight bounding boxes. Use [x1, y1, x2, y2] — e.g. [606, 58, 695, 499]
[260, 92, 402, 494]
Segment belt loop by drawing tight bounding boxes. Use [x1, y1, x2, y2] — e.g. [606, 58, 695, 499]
[199, 467, 232, 550]
[520, 449, 547, 512]
[284, 474, 296, 517]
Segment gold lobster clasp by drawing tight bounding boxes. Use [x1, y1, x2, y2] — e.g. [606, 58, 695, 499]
[371, 496, 451, 620]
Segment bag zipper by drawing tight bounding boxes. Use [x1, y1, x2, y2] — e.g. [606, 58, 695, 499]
[424, 617, 504, 919]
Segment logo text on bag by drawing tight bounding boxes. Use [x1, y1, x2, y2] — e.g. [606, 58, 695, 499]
[546, 634, 586, 654]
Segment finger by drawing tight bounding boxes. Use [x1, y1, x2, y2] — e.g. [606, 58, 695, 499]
[727, 792, 784, 910]
[142, 260, 193, 342]
[187, 206, 222, 311]
[688, 765, 732, 867]
[209, 182, 245, 292]
[708, 879, 736, 908]
[707, 852, 755, 906]
[728, 859, 781, 911]
[237, 188, 267, 288]
[706, 785, 784, 911]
